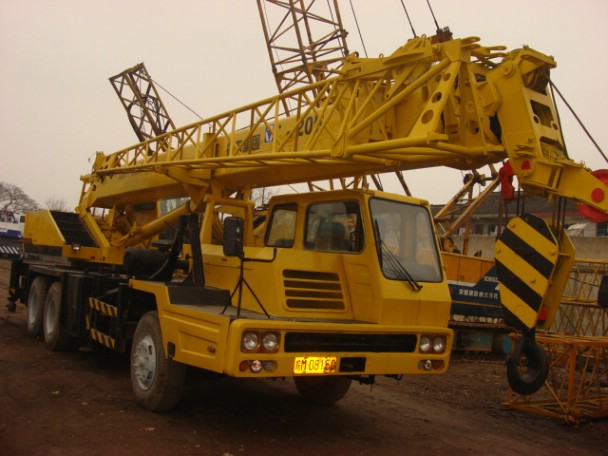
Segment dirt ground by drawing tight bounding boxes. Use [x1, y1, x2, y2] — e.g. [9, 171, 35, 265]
[0, 259, 606, 456]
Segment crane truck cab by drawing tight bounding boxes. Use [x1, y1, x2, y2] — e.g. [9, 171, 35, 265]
[129, 188, 452, 409]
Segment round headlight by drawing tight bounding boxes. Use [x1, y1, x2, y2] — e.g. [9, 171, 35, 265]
[262, 332, 279, 352]
[419, 335, 431, 353]
[433, 336, 446, 353]
[242, 331, 259, 352]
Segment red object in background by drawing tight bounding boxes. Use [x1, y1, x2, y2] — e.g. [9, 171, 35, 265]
[499, 161, 515, 201]
[577, 169, 608, 223]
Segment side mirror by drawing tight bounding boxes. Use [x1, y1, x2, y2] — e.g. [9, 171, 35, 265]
[223, 216, 244, 258]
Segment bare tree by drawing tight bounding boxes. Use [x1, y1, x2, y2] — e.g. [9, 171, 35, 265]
[251, 187, 278, 208]
[0, 182, 38, 213]
[45, 197, 69, 211]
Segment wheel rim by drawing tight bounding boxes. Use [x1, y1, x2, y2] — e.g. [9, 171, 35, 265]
[27, 291, 38, 326]
[132, 334, 156, 391]
[44, 294, 57, 334]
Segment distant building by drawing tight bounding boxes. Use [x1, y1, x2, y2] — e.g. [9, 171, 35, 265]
[432, 191, 607, 238]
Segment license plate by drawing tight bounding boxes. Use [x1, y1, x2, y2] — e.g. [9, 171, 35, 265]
[294, 356, 337, 374]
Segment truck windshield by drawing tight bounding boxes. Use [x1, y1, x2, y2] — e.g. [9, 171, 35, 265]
[369, 198, 442, 283]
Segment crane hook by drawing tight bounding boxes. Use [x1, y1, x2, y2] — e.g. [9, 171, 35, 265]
[506, 330, 549, 396]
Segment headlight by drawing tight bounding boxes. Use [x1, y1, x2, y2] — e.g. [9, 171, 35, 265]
[419, 335, 447, 354]
[262, 332, 279, 352]
[433, 336, 446, 353]
[242, 332, 259, 352]
[419, 335, 431, 353]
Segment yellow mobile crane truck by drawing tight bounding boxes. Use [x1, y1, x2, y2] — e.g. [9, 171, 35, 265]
[8, 32, 608, 410]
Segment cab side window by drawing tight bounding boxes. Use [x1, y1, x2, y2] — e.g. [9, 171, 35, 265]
[305, 201, 362, 252]
[265, 204, 297, 247]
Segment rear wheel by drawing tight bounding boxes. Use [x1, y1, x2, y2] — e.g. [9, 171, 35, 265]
[43, 281, 75, 351]
[131, 311, 186, 411]
[294, 376, 352, 405]
[27, 276, 50, 337]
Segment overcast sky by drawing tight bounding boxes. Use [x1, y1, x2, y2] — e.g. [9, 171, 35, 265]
[1, 0, 607, 210]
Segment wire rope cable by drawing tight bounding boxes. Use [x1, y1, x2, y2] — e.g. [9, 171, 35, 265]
[151, 78, 203, 121]
[348, 0, 368, 57]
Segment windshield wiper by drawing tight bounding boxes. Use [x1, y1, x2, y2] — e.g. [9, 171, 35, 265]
[373, 219, 422, 291]
[380, 241, 422, 291]
[373, 219, 383, 267]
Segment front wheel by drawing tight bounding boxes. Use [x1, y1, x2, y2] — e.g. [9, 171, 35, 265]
[294, 376, 352, 405]
[131, 311, 186, 412]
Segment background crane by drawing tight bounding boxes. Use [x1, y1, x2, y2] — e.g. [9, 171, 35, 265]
[257, 0, 349, 115]
[109, 63, 176, 144]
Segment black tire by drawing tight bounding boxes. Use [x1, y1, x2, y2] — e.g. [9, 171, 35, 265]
[506, 334, 549, 396]
[294, 376, 352, 405]
[43, 282, 75, 351]
[131, 311, 186, 412]
[27, 276, 50, 337]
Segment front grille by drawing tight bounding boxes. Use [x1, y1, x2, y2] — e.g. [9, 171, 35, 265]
[284, 332, 417, 353]
[283, 269, 344, 310]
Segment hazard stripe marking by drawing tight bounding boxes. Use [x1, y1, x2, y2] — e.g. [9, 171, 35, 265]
[495, 238, 552, 297]
[495, 257, 542, 312]
[89, 328, 116, 349]
[88, 298, 118, 317]
[497, 284, 538, 329]
[497, 228, 554, 279]
[496, 215, 559, 331]
[86, 298, 118, 350]
[0, 246, 20, 254]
